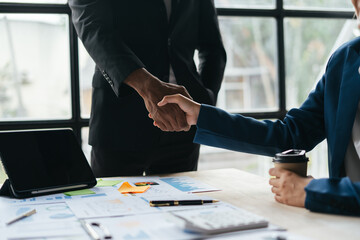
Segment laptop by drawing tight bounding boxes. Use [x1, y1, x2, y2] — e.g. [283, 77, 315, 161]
[0, 129, 97, 198]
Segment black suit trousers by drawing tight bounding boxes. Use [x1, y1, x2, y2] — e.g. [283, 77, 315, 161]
[91, 135, 200, 177]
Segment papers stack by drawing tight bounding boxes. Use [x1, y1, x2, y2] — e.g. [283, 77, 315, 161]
[0, 176, 306, 240]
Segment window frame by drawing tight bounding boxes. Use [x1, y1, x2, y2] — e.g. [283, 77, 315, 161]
[0, 0, 354, 145]
[217, 0, 353, 119]
[0, 2, 85, 140]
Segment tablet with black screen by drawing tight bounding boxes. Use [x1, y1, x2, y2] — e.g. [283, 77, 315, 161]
[0, 129, 97, 198]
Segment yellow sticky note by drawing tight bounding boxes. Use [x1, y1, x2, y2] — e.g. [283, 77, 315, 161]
[118, 181, 150, 194]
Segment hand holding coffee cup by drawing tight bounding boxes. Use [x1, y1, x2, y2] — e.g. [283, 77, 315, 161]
[273, 149, 309, 177]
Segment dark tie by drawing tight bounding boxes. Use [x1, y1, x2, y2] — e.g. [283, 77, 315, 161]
[169, 0, 178, 26]
[171, 0, 178, 13]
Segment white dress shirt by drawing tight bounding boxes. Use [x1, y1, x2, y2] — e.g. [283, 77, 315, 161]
[163, 0, 172, 20]
[344, 101, 360, 182]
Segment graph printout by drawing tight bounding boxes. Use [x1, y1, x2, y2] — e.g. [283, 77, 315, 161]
[0, 187, 120, 205]
[66, 196, 159, 219]
[0, 203, 84, 239]
[160, 176, 220, 193]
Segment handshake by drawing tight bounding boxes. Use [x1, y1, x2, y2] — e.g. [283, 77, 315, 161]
[146, 81, 201, 132]
[125, 68, 201, 132]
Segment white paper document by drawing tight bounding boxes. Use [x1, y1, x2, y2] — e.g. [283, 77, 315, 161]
[80, 210, 297, 240]
[160, 176, 220, 193]
[0, 186, 120, 206]
[82, 212, 201, 240]
[66, 195, 160, 219]
[122, 177, 186, 197]
[0, 203, 85, 239]
[0, 176, 218, 207]
[0, 176, 300, 240]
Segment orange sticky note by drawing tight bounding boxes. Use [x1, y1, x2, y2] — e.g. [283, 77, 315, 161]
[118, 181, 150, 194]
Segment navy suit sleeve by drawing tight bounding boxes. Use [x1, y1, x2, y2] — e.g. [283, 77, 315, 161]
[69, 0, 145, 97]
[197, 0, 226, 105]
[194, 74, 327, 157]
[305, 178, 360, 216]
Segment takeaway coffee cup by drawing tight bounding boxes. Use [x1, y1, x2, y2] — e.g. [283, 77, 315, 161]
[273, 149, 309, 177]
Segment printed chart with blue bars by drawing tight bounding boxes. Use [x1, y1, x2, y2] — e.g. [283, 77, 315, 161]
[8, 192, 107, 204]
[161, 176, 219, 193]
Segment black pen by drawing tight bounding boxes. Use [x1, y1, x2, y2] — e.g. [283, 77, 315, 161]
[149, 199, 219, 207]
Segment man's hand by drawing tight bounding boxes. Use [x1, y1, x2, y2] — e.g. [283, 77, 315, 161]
[269, 168, 313, 207]
[157, 94, 201, 126]
[124, 68, 192, 132]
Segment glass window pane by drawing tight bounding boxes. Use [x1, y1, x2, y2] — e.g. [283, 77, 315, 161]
[199, 125, 329, 179]
[218, 17, 278, 113]
[285, 18, 357, 109]
[284, 0, 354, 10]
[0, 0, 67, 3]
[79, 40, 95, 119]
[0, 14, 71, 120]
[215, 0, 275, 9]
[81, 127, 91, 164]
[79, 120, 328, 179]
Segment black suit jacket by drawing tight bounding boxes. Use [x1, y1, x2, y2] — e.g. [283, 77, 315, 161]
[69, 0, 226, 150]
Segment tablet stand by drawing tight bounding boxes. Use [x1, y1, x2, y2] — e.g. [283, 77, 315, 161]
[0, 179, 15, 197]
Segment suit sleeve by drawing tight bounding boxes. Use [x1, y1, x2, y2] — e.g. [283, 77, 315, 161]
[305, 178, 360, 216]
[197, 0, 226, 105]
[194, 72, 327, 157]
[68, 0, 145, 97]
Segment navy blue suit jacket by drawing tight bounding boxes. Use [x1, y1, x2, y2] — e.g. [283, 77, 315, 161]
[194, 37, 360, 216]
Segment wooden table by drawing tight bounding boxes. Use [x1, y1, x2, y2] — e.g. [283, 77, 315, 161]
[1, 168, 359, 239]
[162, 168, 360, 240]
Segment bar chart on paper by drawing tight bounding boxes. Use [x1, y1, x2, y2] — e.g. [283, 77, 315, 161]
[161, 176, 220, 193]
[1, 186, 119, 205]
[4, 193, 107, 205]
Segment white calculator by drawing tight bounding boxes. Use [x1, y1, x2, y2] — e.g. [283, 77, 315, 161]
[172, 205, 269, 235]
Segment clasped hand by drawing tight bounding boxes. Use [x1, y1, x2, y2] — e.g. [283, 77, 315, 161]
[144, 80, 192, 132]
[125, 68, 194, 132]
[269, 168, 313, 207]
